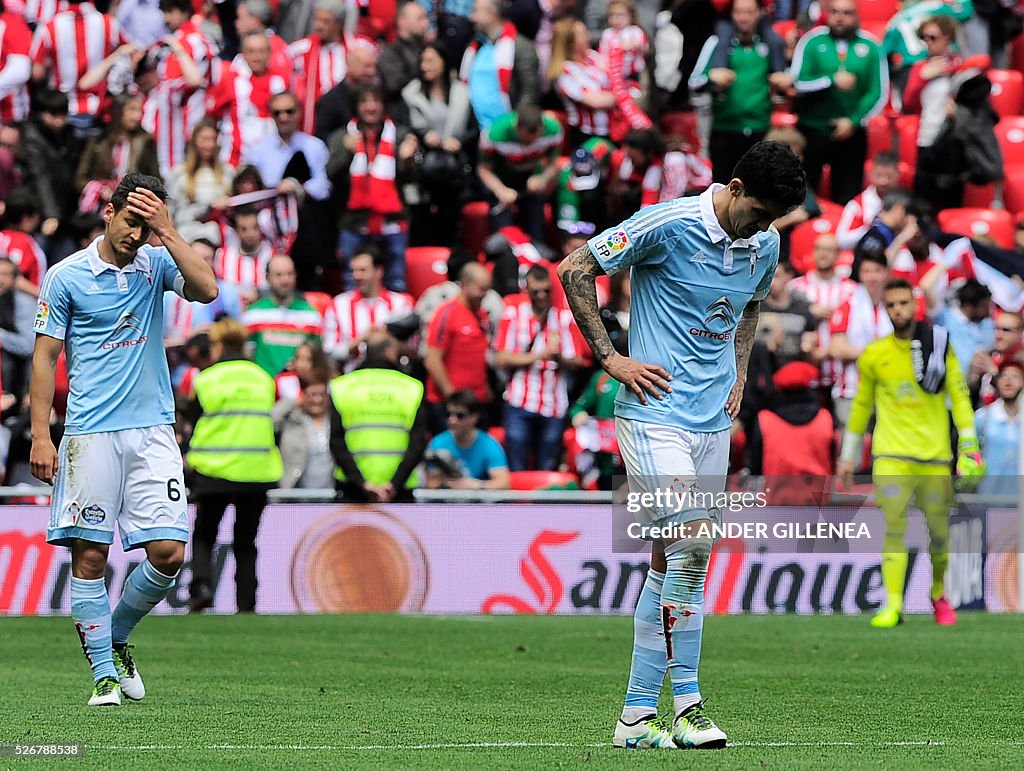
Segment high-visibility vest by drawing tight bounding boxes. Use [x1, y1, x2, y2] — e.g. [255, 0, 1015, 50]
[330, 368, 423, 487]
[188, 359, 283, 484]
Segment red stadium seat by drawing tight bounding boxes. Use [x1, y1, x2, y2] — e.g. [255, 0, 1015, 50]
[507, 471, 580, 490]
[866, 113, 893, 157]
[488, 426, 506, 447]
[304, 291, 333, 320]
[996, 117, 1024, 166]
[660, 111, 701, 153]
[988, 69, 1024, 117]
[1002, 166, 1024, 218]
[857, 0, 899, 22]
[405, 246, 451, 299]
[936, 208, 1016, 249]
[772, 20, 795, 40]
[895, 115, 920, 168]
[790, 202, 843, 275]
[961, 182, 996, 209]
[461, 201, 491, 255]
[859, 19, 888, 40]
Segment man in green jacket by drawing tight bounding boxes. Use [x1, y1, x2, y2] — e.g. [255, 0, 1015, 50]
[791, 0, 889, 204]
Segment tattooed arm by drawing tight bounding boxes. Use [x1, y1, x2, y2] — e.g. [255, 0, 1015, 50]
[557, 245, 672, 405]
[726, 301, 759, 419]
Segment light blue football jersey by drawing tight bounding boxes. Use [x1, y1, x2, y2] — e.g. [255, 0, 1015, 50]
[34, 237, 187, 435]
[586, 185, 780, 433]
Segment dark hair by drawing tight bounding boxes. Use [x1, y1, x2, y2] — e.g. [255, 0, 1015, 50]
[446, 389, 482, 414]
[351, 83, 385, 113]
[918, 14, 957, 40]
[957, 278, 992, 307]
[352, 244, 386, 270]
[524, 264, 551, 284]
[268, 90, 299, 111]
[516, 105, 543, 133]
[881, 189, 912, 211]
[232, 207, 260, 225]
[185, 332, 212, 359]
[159, 0, 192, 13]
[860, 251, 889, 270]
[446, 249, 475, 281]
[191, 237, 218, 251]
[232, 164, 266, 194]
[624, 128, 665, 158]
[243, 0, 275, 26]
[3, 187, 40, 224]
[110, 172, 167, 212]
[884, 278, 914, 294]
[732, 141, 806, 213]
[68, 211, 104, 240]
[873, 150, 899, 169]
[35, 89, 68, 116]
[418, 42, 451, 100]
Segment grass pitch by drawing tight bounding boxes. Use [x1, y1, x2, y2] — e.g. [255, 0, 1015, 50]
[2, 613, 1022, 769]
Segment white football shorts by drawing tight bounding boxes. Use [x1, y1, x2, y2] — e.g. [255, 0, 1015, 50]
[48, 425, 188, 550]
[616, 417, 729, 527]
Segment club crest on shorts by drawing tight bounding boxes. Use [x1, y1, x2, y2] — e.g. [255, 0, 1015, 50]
[81, 504, 106, 525]
[67, 502, 80, 524]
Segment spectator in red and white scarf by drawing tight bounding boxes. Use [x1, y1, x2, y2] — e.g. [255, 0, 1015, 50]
[549, 18, 618, 144]
[74, 94, 160, 215]
[287, 0, 355, 135]
[461, 0, 539, 130]
[327, 83, 419, 294]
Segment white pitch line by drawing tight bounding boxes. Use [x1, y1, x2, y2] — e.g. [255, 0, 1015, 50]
[93, 740, 950, 751]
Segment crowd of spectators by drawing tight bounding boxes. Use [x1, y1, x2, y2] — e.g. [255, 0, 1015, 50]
[0, 0, 1023, 498]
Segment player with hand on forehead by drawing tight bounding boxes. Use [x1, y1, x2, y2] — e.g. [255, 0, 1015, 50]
[30, 172, 218, 707]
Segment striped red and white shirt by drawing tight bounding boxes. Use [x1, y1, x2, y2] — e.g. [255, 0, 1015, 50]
[323, 288, 414, 359]
[215, 239, 273, 294]
[206, 59, 289, 166]
[598, 25, 648, 81]
[0, 12, 32, 122]
[287, 33, 348, 135]
[18, 0, 65, 26]
[141, 20, 219, 173]
[835, 185, 883, 250]
[788, 271, 858, 387]
[0, 229, 46, 286]
[30, 2, 125, 116]
[494, 299, 585, 418]
[556, 51, 614, 138]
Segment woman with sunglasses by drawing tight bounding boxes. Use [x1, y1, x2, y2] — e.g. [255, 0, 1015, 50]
[902, 15, 962, 151]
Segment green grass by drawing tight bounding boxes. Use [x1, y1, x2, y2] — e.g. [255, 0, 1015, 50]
[2, 614, 1023, 769]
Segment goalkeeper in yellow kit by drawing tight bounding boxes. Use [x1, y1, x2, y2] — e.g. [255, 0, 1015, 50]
[838, 279, 985, 628]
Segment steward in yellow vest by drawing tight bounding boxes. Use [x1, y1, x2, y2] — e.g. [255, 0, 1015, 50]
[328, 334, 427, 503]
[185, 319, 282, 613]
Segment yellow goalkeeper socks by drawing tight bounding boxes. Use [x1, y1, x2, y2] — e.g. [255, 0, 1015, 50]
[880, 550, 908, 613]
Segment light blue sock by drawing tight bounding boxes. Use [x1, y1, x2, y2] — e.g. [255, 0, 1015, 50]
[623, 568, 667, 713]
[70, 577, 117, 683]
[111, 561, 178, 645]
[661, 538, 711, 717]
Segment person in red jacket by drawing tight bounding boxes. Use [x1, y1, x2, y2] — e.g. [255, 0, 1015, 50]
[745, 360, 836, 506]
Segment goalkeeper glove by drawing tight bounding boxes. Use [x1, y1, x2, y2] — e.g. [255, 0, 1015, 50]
[955, 436, 985, 492]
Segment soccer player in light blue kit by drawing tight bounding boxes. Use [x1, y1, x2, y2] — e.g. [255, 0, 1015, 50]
[30, 173, 219, 707]
[558, 142, 806, 749]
